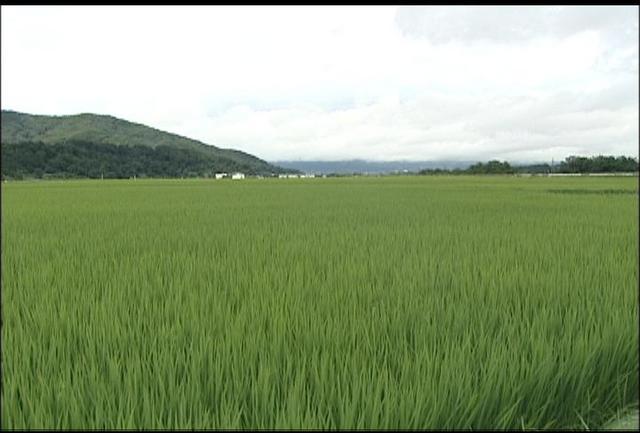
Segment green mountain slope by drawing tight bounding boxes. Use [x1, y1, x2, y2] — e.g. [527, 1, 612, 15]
[1, 110, 288, 176]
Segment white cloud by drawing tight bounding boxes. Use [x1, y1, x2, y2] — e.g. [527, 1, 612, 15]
[1, 5, 638, 162]
[394, 6, 637, 44]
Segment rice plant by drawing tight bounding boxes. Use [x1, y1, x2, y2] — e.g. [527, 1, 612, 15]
[1, 175, 638, 429]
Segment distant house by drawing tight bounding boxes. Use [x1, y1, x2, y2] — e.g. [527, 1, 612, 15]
[548, 173, 582, 177]
[215, 173, 227, 179]
[231, 172, 245, 180]
[278, 174, 287, 179]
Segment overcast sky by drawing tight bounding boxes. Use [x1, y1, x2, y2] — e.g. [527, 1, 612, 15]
[2, 6, 638, 162]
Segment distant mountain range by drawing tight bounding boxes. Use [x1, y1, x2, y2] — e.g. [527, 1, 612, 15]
[1, 110, 291, 178]
[273, 159, 476, 174]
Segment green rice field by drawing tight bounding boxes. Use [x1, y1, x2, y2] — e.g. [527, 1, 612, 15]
[1, 175, 638, 429]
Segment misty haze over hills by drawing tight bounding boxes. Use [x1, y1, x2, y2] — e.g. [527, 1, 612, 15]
[274, 159, 539, 174]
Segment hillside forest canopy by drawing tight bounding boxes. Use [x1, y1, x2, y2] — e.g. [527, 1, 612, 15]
[1, 140, 288, 179]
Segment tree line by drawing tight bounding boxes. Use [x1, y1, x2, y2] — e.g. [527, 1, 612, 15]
[553, 155, 639, 173]
[1, 141, 638, 180]
[1, 140, 276, 180]
[419, 155, 639, 175]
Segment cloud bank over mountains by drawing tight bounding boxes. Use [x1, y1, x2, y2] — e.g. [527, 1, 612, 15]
[2, 6, 637, 162]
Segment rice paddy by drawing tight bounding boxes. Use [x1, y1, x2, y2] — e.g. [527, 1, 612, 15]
[1, 175, 638, 429]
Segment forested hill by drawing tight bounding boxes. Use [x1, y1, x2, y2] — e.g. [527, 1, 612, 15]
[1, 110, 290, 178]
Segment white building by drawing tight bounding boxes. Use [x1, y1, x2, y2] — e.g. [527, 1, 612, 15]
[215, 173, 227, 179]
[231, 172, 245, 180]
[548, 173, 582, 177]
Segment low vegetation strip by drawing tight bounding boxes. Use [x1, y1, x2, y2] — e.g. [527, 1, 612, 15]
[547, 188, 638, 195]
[1, 176, 638, 429]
